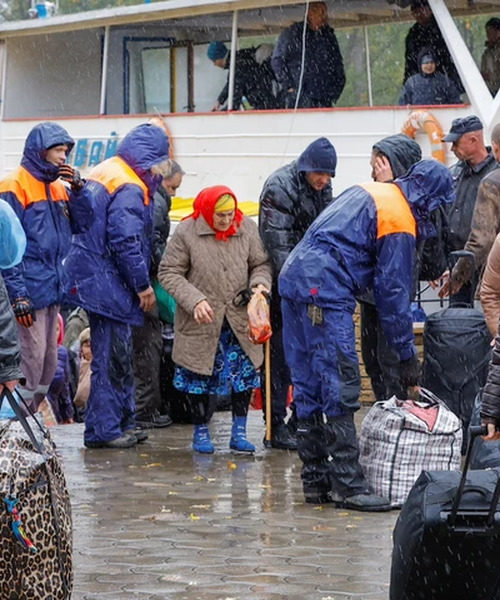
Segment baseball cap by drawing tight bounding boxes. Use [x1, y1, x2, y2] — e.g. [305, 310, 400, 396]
[442, 115, 483, 143]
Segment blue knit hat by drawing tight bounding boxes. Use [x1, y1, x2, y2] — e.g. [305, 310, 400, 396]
[207, 41, 228, 61]
[297, 137, 337, 177]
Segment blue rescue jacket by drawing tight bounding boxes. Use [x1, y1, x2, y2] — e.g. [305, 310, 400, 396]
[279, 160, 454, 361]
[0, 122, 92, 309]
[63, 124, 169, 325]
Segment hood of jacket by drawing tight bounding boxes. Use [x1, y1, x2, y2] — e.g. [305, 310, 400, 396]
[297, 137, 337, 177]
[117, 123, 170, 195]
[372, 134, 422, 179]
[21, 122, 74, 183]
[395, 159, 455, 239]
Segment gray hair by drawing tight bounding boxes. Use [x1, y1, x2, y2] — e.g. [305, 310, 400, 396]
[164, 159, 185, 180]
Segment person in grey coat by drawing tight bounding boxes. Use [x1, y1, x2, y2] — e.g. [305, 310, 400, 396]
[0, 199, 26, 396]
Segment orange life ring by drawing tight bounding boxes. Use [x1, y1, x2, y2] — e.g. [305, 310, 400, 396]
[401, 110, 446, 164]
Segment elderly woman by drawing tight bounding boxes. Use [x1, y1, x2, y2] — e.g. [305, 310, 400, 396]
[158, 185, 272, 454]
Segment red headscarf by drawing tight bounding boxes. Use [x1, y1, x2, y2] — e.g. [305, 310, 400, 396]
[185, 185, 244, 241]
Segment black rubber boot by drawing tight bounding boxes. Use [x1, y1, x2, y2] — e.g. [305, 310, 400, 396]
[296, 414, 332, 504]
[326, 414, 391, 512]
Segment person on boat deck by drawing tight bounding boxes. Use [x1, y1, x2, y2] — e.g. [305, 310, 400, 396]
[132, 159, 185, 430]
[278, 160, 455, 512]
[0, 121, 92, 413]
[443, 124, 500, 303]
[437, 115, 497, 304]
[258, 137, 336, 451]
[0, 199, 26, 401]
[271, 1, 345, 109]
[399, 49, 462, 106]
[158, 186, 272, 455]
[358, 134, 422, 405]
[63, 123, 170, 450]
[404, 0, 464, 93]
[207, 41, 277, 111]
[481, 17, 500, 97]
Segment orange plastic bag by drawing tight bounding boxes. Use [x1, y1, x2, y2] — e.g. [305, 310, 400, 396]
[247, 291, 272, 344]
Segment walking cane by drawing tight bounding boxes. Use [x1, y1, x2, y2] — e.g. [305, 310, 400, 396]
[264, 338, 272, 447]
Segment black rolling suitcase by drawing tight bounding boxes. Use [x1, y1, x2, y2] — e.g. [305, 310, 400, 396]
[390, 426, 500, 600]
[422, 251, 492, 443]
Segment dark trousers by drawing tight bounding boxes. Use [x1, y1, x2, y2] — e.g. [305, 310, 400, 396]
[132, 312, 163, 419]
[188, 390, 251, 425]
[359, 302, 404, 401]
[85, 313, 135, 443]
[260, 294, 291, 424]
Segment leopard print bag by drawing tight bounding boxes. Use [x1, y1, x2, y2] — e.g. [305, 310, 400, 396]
[0, 390, 72, 599]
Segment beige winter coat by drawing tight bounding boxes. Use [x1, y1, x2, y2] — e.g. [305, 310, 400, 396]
[158, 215, 272, 375]
[480, 232, 500, 337]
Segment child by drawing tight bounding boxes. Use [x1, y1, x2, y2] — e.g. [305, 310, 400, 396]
[74, 327, 92, 416]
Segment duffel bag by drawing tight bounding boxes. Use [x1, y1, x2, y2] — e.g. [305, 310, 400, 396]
[359, 388, 462, 507]
[0, 389, 72, 599]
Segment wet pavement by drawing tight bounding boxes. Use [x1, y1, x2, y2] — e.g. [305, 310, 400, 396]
[51, 407, 398, 600]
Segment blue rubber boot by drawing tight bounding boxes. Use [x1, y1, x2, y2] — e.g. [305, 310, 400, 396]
[230, 416, 255, 453]
[192, 424, 214, 454]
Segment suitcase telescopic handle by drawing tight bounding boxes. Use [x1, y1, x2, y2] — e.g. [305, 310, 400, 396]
[449, 425, 500, 527]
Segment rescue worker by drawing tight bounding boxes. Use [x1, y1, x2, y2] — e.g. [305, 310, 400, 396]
[64, 123, 170, 449]
[0, 122, 91, 411]
[278, 160, 455, 511]
[360, 133, 422, 403]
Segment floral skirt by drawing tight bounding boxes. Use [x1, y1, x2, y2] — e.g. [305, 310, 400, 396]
[173, 325, 259, 395]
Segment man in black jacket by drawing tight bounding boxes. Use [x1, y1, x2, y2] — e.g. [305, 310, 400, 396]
[271, 1, 345, 108]
[258, 137, 336, 450]
[132, 160, 185, 429]
[207, 42, 277, 111]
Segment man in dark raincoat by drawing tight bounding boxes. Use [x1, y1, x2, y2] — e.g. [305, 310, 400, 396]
[64, 123, 170, 449]
[0, 122, 91, 411]
[259, 137, 336, 450]
[359, 133, 422, 404]
[278, 160, 455, 511]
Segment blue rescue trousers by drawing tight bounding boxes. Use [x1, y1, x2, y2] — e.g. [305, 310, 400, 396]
[84, 312, 135, 443]
[281, 299, 361, 419]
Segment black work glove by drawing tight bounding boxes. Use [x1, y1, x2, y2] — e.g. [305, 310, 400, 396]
[58, 164, 84, 191]
[399, 354, 420, 389]
[12, 297, 36, 328]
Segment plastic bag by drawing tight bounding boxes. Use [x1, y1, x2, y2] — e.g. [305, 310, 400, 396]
[247, 291, 272, 344]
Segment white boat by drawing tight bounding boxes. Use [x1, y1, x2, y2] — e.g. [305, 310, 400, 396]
[0, 0, 496, 202]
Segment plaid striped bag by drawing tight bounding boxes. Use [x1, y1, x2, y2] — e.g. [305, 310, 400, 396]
[359, 388, 462, 507]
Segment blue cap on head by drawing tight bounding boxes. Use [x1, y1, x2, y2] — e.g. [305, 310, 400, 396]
[297, 137, 337, 177]
[442, 115, 483, 143]
[207, 41, 228, 61]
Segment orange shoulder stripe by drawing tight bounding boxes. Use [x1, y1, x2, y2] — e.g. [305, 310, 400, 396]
[88, 156, 149, 205]
[360, 182, 416, 240]
[0, 166, 68, 207]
